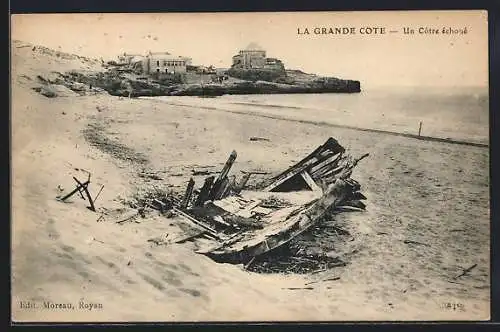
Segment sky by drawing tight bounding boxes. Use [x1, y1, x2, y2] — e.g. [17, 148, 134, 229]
[11, 10, 488, 89]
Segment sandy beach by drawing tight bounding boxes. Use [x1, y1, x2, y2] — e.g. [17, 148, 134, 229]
[11, 42, 490, 322]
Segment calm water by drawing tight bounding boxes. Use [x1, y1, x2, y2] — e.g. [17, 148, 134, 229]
[143, 86, 489, 145]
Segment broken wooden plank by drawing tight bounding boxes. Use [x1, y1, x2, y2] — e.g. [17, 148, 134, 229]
[58, 179, 90, 201]
[282, 287, 314, 290]
[244, 256, 257, 270]
[290, 256, 317, 263]
[305, 277, 340, 285]
[241, 170, 270, 175]
[192, 169, 214, 176]
[264, 150, 343, 192]
[172, 207, 221, 239]
[195, 176, 215, 207]
[152, 199, 167, 213]
[208, 150, 238, 200]
[234, 172, 255, 194]
[180, 178, 195, 209]
[342, 200, 366, 210]
[214, 176, 230, 200]
[300, 171, 323, 193]
[73, 176, 96, 211]
[315, 159, 348, 179]
[309, 152, 342, 177]
[174, 231, 208, 244]
[266, 138, 345, 187]
[334, 206, 365, 213]
[353, 153, 370, 167]
[93, 185, 105, 203]
[220, 179, 234, 199]
[264, 158, 325, 192]
[219, 150, 238, 180]
[351, 192, 367, 201]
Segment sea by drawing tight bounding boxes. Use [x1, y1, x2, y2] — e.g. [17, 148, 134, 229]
[141, 86, 489, 145]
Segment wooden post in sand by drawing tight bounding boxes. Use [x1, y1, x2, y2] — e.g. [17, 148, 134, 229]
[418, 121, 423, 136]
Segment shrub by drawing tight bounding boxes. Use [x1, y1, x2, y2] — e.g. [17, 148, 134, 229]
[227, 68, 286, 82]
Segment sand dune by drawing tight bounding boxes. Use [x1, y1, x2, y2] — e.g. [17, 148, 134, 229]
[11, 42, 490, 322]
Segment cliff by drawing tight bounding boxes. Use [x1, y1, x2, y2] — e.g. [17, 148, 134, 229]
[19, 41, 361, 98]
[40, 68, 360, 97]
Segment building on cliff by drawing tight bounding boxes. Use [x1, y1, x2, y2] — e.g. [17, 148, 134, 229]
[231, 43, 285, 71]
[117, 52, 144, 65]
[142, 51, 192, 75]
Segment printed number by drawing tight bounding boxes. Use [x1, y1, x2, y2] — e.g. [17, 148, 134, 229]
[442, 302, 465, 311]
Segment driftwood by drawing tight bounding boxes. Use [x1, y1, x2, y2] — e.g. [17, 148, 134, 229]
[58, 174, 96, 212]
[403, 240, 430, 247]
[454, 263, 478, 279]
[305, 277, 340, 285]
[93, 185, 105, 202]
[282, 287, 314, 290]
[116, 212, 139, 224]
[249, 137, 270, 142]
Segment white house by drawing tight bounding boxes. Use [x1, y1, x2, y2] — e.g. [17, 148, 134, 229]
[143, 51, 192, 75]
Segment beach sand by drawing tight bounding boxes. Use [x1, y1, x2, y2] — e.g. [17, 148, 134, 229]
[11, 42, 490, 322]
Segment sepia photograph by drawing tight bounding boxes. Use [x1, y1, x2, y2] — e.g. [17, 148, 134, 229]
[10, 10, 489, 322]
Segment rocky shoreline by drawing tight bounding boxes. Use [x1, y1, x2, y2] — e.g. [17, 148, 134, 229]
[31, 66, 361, 98]
[168, 79, 361, 97]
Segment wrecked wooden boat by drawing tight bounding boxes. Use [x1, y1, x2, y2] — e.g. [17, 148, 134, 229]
[162, 137, 369, 265]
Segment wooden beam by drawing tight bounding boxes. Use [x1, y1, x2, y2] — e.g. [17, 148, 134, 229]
[266, 138, 345, 185]
[309, 152, 342, 176]
[218, 150, 238, 181]
[172, 207, 221, 239]
[300, 171, 322, 193]
[195, 176, 215, 207]
[214, 176, 230, 200]
[180, 178, 195, 209]
[73, 177, 95, 211]
[264, 165, 305, 192]
[208, 150, 237, 200]
[174, 231, 208, 244]
[58, 179, 90, 201]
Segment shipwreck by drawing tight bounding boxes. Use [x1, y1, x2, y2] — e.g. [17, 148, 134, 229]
[151, 137, 369, 267]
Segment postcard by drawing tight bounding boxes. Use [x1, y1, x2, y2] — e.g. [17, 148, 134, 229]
[10, 10, 489, 322]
